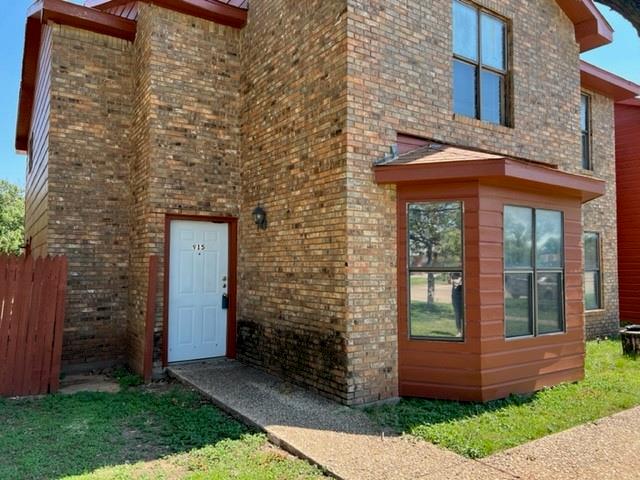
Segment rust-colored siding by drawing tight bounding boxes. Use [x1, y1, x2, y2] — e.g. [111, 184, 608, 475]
[616, 103, 640, 323]
[397, 181, 584, 402]
[104, 2, 138, 20]
[25, 25, 53, 258]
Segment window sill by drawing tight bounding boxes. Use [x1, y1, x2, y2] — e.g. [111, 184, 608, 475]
[452, 113, 514, 132]
[585, 308, 606, 316]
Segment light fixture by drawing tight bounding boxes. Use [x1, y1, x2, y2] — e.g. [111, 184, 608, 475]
[252, 206, 267, 230]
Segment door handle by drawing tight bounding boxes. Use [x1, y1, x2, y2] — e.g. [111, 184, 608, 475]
[222, 293, 229, 310]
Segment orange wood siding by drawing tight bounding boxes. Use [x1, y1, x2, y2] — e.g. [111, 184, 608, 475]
[25, 25, 53, 258]
[397, 180, 585, 402]
[615, 103, 640, 322]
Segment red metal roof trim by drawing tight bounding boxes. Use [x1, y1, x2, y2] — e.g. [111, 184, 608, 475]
[580, 60, 640, 102]
[15, 0, 136, 152]
[86, 0, 248, 27]
[556, 0, 613, 52]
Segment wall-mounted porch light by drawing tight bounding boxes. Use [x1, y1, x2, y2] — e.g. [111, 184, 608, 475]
[252, 206, 267, 230]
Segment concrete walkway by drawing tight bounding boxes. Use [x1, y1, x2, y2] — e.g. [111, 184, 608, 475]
[169, 359, 640, 480]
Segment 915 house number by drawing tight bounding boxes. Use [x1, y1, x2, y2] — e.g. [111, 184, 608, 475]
[192, 244, 206, 251]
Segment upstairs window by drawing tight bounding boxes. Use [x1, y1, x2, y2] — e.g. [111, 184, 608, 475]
[584, 232, 602, 310]
[453, 0, 508, 125]
[580, 93, 592, 170]
[504, 206, 565, 338]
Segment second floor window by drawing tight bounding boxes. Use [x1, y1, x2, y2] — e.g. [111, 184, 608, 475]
[581, 93, 592, 170]
[452, 0, 508, 125]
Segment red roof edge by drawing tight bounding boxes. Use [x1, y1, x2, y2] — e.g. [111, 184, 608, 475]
[580, 60, 640, 102]
[15, 0, 137, 152]
[86, 0, 248, 27]
[556, 0, 613, 52]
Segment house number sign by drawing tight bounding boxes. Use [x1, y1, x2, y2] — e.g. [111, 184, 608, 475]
[192, 244, 206, 251]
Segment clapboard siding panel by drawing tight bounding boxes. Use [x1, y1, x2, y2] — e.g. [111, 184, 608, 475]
[25, 25, 52, 258]
[615, 103, 640, 322]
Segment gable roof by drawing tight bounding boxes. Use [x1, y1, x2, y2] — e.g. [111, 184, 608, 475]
[556, 0, 613, 52]
[580, 60, 640, 101]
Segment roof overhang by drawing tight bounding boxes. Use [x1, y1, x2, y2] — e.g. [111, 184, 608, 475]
[374, 144, 605, 203]
[580, 60, 640, 101]
[556, 0, 613, 52]
[15, 0, 137, 152]
[85, 0, 247, 27]
[15, 0, 247, 153]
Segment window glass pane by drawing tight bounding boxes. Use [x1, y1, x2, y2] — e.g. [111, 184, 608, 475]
[410, 272, 463, 338]
[584, 232, 599, 270]
[504, 206, 533, 268]
[584, 271, 601, 310]
[537, 272, 563, 334]
[453, 60, 477, 118]
[480, 70, 503, 124]
[481, 13, 505, 70]
[505, 273, 533, 337]
[408, 202, 462, 269]
[453, 0, 478, 60]
[580, 94, 589, 132]
[582, 132, 591, 170]
[536, 210, 563, 268]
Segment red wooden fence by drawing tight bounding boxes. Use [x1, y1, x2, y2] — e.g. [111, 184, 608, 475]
[0, 255, 67, 397]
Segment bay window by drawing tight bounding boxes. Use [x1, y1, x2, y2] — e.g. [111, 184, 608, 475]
[408, 201, 464, 340]
[504, 206, 565, 338]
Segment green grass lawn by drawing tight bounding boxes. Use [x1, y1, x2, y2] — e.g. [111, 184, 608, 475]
[0, 382, 324, 480]
[410, 301, 460, 337]
[367, 340, 640, 459]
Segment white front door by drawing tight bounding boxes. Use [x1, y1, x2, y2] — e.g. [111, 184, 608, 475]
[168, 220, 228, 363]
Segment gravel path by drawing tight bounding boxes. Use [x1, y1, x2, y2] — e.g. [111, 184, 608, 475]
[169, 359, 640, 480]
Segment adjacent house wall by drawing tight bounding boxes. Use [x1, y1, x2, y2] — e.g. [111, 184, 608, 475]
[238, 0, 351, 403]
[25, 25, 53, 258]
[47, 25, 133, 369]
[127, 3, 242, 374]
[615, 103, 640, 323]
[575, 90, 619, 338]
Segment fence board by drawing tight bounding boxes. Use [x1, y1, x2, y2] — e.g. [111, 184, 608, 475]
[0, 255, 67, 397]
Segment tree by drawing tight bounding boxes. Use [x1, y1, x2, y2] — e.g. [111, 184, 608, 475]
[0, 180, 25, 255]
[598, 0, 640, 37]
[408, 203, 461, 304]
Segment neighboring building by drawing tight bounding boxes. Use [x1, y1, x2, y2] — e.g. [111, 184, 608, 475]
[578, 62, 640, 337]
[15, 0, 625, 404]
[615, 98, 640, 323]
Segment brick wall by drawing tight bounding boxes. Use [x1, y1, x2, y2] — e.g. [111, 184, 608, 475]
[344, 0, 611, 401]
[238, 0, 351, 403]
[48, 25, 133, 369]
[578, 90, 619, 338]
[127, 3, 242, 374]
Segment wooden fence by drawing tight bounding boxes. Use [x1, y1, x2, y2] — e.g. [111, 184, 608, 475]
[0, 255, 67, 397]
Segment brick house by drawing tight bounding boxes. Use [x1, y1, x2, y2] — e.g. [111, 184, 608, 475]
[15, 0, 634, 404]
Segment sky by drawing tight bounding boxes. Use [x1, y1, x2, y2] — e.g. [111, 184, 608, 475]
[0, 2, 638, 188]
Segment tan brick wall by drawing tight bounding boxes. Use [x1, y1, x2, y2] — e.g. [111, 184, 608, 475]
[127, 4, 242, 373]
[344, 0, 601, 401]
[47, 25, 133, 369]
[238, 0, 351, 403]
[577, 90, 619, 338]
